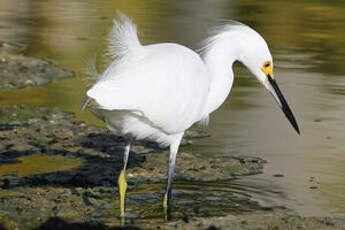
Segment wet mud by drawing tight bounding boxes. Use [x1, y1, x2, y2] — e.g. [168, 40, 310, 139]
[0, 42, 74, 90]
[0, 106, 269, 229]
[151, 214, 345, 230]
[0, 48, 344, 230]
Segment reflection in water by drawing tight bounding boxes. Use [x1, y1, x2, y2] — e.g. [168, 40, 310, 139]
[0, 0, 344, 218]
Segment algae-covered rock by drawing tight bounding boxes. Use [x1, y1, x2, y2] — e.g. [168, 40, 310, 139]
[0, 42, 74, 90]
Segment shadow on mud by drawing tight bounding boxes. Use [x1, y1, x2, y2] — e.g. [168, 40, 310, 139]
[1, 133, 147, 189]
[0, 217, 141, 230]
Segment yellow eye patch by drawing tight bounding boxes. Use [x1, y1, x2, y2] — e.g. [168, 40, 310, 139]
[261, 61, 274, 82]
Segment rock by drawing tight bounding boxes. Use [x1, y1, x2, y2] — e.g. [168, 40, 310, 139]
[0, 43, 74, 90]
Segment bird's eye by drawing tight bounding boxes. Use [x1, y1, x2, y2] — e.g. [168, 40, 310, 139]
[264, 62, 270, 68]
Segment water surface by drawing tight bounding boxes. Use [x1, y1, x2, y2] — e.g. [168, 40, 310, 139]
[0, 0, 344, 218]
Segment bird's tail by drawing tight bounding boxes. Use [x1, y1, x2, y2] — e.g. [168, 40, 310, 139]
[106, 11, 142, 58]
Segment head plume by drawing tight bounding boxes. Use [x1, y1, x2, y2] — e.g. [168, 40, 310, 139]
[106, 11, 142, 58]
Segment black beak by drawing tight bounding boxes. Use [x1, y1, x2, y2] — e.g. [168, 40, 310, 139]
[267, 74, 300, 134]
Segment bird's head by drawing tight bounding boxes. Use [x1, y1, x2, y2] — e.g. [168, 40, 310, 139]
[235, 25, 300, 134]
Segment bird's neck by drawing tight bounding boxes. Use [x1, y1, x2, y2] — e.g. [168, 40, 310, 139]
[202, 42, 239, 115]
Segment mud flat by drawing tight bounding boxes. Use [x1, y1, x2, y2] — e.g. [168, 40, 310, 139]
[0, 106, 267, 229]
[147, 213, 345, 230]
[0, 48, 344, 229]
[0, 107, 343, 230]
[0, 42, 74, 90]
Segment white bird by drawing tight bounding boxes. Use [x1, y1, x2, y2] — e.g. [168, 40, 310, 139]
[82, 12, 299, 219]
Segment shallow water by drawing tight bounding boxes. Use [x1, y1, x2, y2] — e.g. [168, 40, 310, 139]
[0, 154, 83, 178]
[0, 0, 345, 219]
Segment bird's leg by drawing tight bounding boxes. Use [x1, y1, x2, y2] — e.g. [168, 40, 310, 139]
[163, 133, 183, 220]
[163, 156, 175, 220]
[118, 142, 130, 223]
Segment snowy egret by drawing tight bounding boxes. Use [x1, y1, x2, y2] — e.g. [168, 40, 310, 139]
[82, 12, 299, 219]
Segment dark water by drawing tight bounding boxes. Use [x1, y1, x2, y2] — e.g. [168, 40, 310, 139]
[0, 0, 344, 218]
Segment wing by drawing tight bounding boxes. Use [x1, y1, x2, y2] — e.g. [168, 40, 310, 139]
[87, 43, 209, 134]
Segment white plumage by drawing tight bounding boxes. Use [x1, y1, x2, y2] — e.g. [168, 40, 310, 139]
[82, 12, 299, 218]
[85, 13, 210, 146]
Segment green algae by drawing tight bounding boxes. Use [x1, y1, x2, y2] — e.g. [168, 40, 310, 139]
[0, 211, 8, 218]
[0, 154, 83, 179]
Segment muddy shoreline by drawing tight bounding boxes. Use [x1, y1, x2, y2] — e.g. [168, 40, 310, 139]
[0, 106, 268, 229]
[0, 42, 74, 90]
[0, 45, 344, 229]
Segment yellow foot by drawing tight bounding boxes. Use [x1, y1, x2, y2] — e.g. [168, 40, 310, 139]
[118, 169, 127, 220]
[163, 193, 168, 221]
